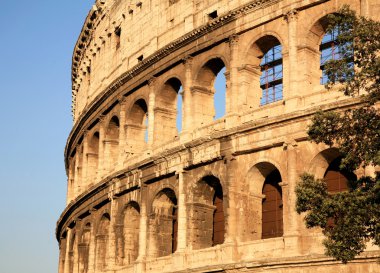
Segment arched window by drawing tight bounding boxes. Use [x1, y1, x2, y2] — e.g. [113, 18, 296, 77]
[155, 78, 183, 143]
[126, 99, 148, 155]
[262, 169, 283, 239]
[87, 132, 99, 184]
[105, 116, 119, 170]
[190, 176, 224, 249]
[150, 189, 178, 257]
[212, 183, 224, 246]
[213, 67, 226, 120]
[324, 157, 356, 193]
[194, 58, 226, 125]
[320, 26, 353, 84]
[320, 27, 341, 84]
[122, 203, 140, 265]
[260, 45, 283, 105]
[78, 223, 91, 273]
[95, 214, 110, 271]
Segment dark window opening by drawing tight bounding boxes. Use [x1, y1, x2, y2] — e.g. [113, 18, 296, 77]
[172, 206, 178, 253]
[324, 157, 356, 194]
[115, 27, 121, 49]
[262, 169, 283, 239]
[208, 10, 218, 20]
[212, 186, 224, 246]
[137, 55, 144, 62]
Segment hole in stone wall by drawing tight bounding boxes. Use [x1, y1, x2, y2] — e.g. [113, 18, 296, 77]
[208, 10, 218, 20]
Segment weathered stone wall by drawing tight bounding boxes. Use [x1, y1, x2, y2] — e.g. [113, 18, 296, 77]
[58, 0, 380, 272]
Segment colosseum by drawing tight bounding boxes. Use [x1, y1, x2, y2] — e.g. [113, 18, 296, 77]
[56, 0, 380, 272]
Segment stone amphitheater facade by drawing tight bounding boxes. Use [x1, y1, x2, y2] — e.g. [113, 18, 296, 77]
[56, 0, 380, 272]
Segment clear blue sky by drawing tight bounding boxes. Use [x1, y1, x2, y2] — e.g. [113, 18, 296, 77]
[0, 1, 93, 272]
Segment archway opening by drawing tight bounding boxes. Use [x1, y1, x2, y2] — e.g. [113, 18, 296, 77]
[190, 175, 225, 249]
[150, 188, 178, 257]
[126, 99, 148, 155]
[105, 116, 119, 170]
[155, 78, 183, 143]
[213, 67, 226, 120]
[194, 58, 226, 124]
[262, 169, 283, 239]
[122, 202, 140, 265]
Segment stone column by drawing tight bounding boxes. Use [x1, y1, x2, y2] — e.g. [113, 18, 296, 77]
[74, 145, 82, 197]
[147, 78, 156, 148]
[361, 0, 370, 17]
[58, 236, 67, 273]
[284, 10, 299, 109]
[118, 98, 127, 168]
[63, 229, 72, 273]
[136, 184, 147, 273]
[176, 168, 188, 251]
[182, 56, 193, 136]
[97, 116, 105, 180]
[225, 155, 239, 243]
[81, 131, 89, 189]
[87, 210, 97, 273]
[67, 168, 75, 204]
[238, 64, 262, 110]
[283, 141, 300, 236]
[227, 35, 239, 117]
[107, 191, 119, 269]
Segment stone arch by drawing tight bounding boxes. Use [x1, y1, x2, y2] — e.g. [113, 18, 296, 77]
[95, 213, 110, 271]
[78, 222, 91, 273]
[87, 131, 99, 185]
[148, 188, 178, 257]
[120, 201, 140, 266]
[244, 35, 283, 106]
[308, 147, 356, 193]
[190, 166, 228, 193]
[303, 10, 341, 85]
[105, 116, 119, 171]
[154, 77, 183, 144]
[193, 57, 227, 125]
[308, 147, 341, 179]
[125, 98, 148, 155]
[245, 161, 284, 240]
[189, 175, 225, 249]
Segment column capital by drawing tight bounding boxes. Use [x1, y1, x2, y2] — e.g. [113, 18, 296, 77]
[99, 114, 106, 123]
[283, 138, 298, 150]
[118, 95, 127, 106]
[284, 9, 298, 22]
[229, 34, 239, 48]
[148, 76, 157, 87]
[182, 55, 193, 68]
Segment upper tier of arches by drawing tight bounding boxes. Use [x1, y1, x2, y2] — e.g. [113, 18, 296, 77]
[66, 0, 367, 202]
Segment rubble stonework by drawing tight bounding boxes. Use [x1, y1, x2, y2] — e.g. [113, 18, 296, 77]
[57, 0, 380, 272]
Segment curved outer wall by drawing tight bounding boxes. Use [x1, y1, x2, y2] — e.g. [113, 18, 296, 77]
[58, 1, 380, 273]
